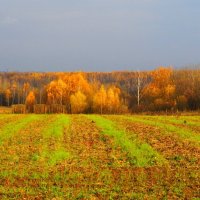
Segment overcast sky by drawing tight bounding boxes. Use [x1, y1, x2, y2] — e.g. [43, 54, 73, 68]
[0, 0, 200, 72]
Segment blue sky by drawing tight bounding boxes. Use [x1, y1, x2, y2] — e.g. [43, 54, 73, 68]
[0, 0, 200, 71]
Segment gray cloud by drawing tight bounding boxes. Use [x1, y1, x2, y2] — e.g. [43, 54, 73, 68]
[0, 16, 18, 25]
[0, 0, 200, 72]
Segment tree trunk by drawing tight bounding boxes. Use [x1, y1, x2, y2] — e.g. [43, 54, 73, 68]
[137, 73, 141, 107]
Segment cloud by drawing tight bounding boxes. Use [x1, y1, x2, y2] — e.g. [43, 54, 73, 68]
[33, 11, 84, 23]
[0, 16, 18, 25]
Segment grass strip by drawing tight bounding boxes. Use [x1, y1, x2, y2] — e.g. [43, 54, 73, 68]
[142, 115, 200, 127]
[0, 115, 39, 144]
[39, 114, 71, 166]
[87, 115, 165, 167]
[124, 115, 200, 145]
[0, 114, 17, 120]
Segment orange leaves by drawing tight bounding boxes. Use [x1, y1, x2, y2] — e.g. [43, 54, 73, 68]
[25, 91, 36, 112]
[12, 82, 17, 90]
[5, 89, 11, 99]
[25, 91, 36, 106]
[5, 89, 11, 106]
[107, 86, 121, 113]
[93, 85, 107, 114]
[70, 91, 88, 114]
[62, 73, 91, 95]
[93, 85, 122, 114]
[46, 81, 57, 104]
[143, 67, 176, 110]
[46, 73, 91, 108]
[46, 79, 67, 105]
[23, 82, 30, 93]
[143, 84, 160, 98]
[45, 73, 93, 113]
[165, 85, 175, 99]
[150, 66, 173, 88]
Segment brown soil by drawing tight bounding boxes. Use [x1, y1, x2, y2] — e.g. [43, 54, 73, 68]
[106, 115, 200, 199]
[0, 115, 199, 199]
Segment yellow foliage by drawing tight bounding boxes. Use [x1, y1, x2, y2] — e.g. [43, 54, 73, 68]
[151, 66, 173, 88]
[93, 85, 122, 114]
[47, 79, 67, 105]
[5, 89, 11, 99]
[107, 87, 120, 113]
[144, 67, 176, 110]
[70, 91, 88, 114]
[62, 73, 91, 95]
[144, 84, 161, 98]
[165, 84, 175, 99]
[47, 73, 91, 107]
[5, 89, 11, 106]
[93, 85, 107, 114]
[25, 91, 36, 106]
[23, 82, 30, 92]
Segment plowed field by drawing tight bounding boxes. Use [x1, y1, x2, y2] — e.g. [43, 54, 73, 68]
[0, 114, 199, 199]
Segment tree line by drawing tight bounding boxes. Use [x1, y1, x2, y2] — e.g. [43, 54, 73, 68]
[0, 67, 200, 113]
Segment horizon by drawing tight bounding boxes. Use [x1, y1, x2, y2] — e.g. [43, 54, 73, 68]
[1, 64, 200, 73]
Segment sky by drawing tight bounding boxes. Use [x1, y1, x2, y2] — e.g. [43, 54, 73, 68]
[0, 0, 200, 72]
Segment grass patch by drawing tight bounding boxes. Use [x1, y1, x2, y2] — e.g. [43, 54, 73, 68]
[43, 114, 70, 138]
[0, 114, 16, 120]
[43, 149, 71, 166]
[142, 115, 200, 127]
[0, 114, 198, 199]
[39, 114, 71, 166]
[87, 115, 165, 167]
[0, 115, 39, 144]
[125, 116, 200, 145]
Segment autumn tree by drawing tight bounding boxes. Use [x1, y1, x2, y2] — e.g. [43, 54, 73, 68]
[70, 91, 88, 114]
[143, 67, 176, 111]
[5, 89, 11, 106]
[93, 85, 107, 114]
[134, 71, 149, 108]
[25, 91, 36, 113]
[173, 69, 200, 110]
[46, 81, 57, 104]
[1, 69, 200, 112]
[46, 73, 91, 112]
[0, 80, 3, 106]
[107, 86, 121, 113]
[57, 79, 67, 105]
[23, 82, 30, 103]
[11, 82, 17, 104]
[62, 73, 91, 100]
[93, 85, 124, 114]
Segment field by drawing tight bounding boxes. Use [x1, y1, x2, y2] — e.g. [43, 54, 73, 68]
[0, 114, 199, 199]
[0, 107, 12, 114]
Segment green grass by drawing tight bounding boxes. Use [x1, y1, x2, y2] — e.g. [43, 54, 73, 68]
[39, 114, 71, 166]
[0, 114, 199, 199]
[0, 114, 16, 120]
[43, 114, 70, 138]
[124, 115, 200, 145]
[142, 115, 200, 127]
[87, 115, 166, 167]
[0, 115, 39, 144]
[43, 148, 71, 166]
